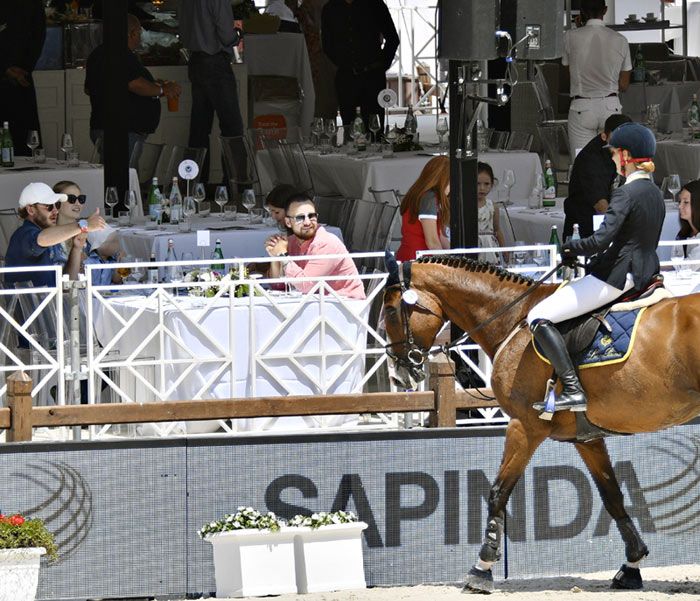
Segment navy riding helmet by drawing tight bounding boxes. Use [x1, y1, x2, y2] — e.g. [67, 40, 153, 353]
[605, 122, 656, 159]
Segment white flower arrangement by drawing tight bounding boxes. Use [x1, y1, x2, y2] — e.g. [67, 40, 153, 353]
[184, 267, 260, 298]
[287, 510, 358, 529]
[198, 506, 283, 538]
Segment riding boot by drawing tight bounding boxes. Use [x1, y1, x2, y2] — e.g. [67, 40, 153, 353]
[531, 319, 587, 412]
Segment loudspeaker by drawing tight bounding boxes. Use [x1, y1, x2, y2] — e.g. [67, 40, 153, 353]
[438, 0, 499, 60]
[516, 0, 565, 60]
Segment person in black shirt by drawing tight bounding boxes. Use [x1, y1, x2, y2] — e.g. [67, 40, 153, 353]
[0, 0, 46, 157]
[321, 0, 399, 133]
[84, 14, 181, 162]
[563, 113, 631, 240]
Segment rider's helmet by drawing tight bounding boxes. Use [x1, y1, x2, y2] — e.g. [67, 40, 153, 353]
[605, 122, 656, 159]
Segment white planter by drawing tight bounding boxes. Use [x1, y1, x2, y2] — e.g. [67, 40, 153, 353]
[206, 528, 297, 598]
[0, 548, 45, 601]
[293, 522, 368, 594]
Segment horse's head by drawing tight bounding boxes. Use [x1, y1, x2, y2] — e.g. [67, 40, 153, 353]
[382, 251, 447, 389]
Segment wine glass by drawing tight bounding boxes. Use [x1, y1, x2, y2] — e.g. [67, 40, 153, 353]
[512, 241, 529, 268]
[105, 186, 119, 222]
[193, 182, 206, 213]
[242, 189, 256, 223]
[311, 117, 324, 148]
[214, 185, 228, 218]
[183, 196, 196, 228]
[502, 169, 516, 206]
[325, 119, 337, 150]
[124, 189, 137, 225]
[60, 133, 73, 162]
[368, 114, 381, 151]
[667, 174, 681, 204]
[436, 117, 449, 150]
[26, 130, 40, 161]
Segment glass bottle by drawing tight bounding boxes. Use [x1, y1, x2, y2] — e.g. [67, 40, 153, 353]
[687, 94, 700, 139]
[168, 177, 182, 225]
[1, 121, 14, 168]
[633, 45, 646, 83]
[147, 252, 159, 284]
[163, 238, 178, 283]
[148, 177, 162, 220]
[543, 159, 557, 203]
[211, 238, 225, 272]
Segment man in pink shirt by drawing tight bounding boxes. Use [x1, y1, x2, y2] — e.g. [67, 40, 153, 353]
[265, 194, 366, 299]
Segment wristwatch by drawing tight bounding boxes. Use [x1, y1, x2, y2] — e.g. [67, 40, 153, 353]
[78, 219, 89, 233]
[278, 252, 288, 257]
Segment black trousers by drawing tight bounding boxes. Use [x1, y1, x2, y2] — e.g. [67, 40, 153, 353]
[0, 74, 41, 157]
[335, 68, 386, 139]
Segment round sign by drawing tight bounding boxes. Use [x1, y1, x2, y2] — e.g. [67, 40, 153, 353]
[402, 289, 418, 305]
[178, 159, 199, 180]
[377, 88, 398, 109]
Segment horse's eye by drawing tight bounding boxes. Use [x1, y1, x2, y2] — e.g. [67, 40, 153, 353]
[385, 306, 398, 318]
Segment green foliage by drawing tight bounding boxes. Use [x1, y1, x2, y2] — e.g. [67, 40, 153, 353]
[0, 515, 57, 561]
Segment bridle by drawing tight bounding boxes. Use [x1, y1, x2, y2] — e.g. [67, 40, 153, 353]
[383, 258, 564, 385]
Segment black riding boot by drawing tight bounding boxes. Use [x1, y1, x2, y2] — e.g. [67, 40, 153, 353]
[531, 319, 587, 412]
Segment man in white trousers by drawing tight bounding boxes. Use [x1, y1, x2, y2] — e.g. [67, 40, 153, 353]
[563, 0, 632, 157]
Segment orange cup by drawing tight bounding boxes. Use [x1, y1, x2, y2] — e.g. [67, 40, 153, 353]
[167, 95, 179, 112]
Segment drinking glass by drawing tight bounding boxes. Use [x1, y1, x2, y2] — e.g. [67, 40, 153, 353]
[383, 126, 398, 157]
[26, 130, 40, 161]
[214, 185, 228, 218]
[193, 182, 206, 213]
[667, 174, 681, 203]
[124, 190, 137, 225]
[502, 169, 516, 206]
[436, 117, 449, 150]
[223, 204, 238, 221]
[126, 258, 144, 283]
[105, 186, 119, 221]
[325, 119, 337, 150]
[242, 188, 256, 222]
[512, 241, 529, 267]
[60, 133, 73, 162]
[311, 117, 324, 147]
[368, 114, 381, 151]
[183, 196, 196, 228]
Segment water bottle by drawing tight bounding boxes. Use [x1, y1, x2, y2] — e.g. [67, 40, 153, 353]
[1, 121, 14, 168]
[147, 252, 159, 284]
[211, 238, 225, 271]
[688, 94, 700, 139]
[543, 159, 557, 203]
[163, 238, 178, 283]
[568, 223, 582, 279]
[404, 105, 417, 139]
[168, 177, 182, 225]
[549, 225, 563, 279]
[148, 177, 162, 220]
[352, 107, 364, 150]
[633, 45, 646, 83]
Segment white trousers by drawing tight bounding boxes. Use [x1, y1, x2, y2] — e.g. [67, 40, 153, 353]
[527, 274, 635, 325]
[567, 96, 622, 157]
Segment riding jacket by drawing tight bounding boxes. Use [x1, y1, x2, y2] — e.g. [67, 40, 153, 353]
[563, 171, 664, 291]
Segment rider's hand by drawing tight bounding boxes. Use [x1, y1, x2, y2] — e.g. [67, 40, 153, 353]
[560, 247, 578, 269]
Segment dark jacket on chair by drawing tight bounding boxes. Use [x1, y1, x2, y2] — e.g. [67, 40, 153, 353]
[564, 175, 664, 291]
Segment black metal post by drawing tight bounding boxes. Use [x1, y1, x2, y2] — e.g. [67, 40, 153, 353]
[102, 1, 129, 211]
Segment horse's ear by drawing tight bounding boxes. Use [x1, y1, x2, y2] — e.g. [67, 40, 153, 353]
[385, 250, 400, 286]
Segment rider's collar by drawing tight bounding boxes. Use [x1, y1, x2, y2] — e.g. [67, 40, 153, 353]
[623, 170, 651, 185]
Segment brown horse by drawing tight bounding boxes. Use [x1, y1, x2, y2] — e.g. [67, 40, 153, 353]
[382, 253, 700, 592]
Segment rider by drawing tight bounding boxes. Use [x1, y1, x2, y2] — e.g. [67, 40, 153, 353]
[527, 122, 664, 412]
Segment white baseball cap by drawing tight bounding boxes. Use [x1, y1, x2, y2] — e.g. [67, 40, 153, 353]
[18, 182, 67, 209]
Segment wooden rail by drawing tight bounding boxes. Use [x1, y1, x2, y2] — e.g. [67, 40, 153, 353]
[2, 363, 502, 442]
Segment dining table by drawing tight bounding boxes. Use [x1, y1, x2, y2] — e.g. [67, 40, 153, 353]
[653, 135, 700, 183]
[621, 81, 700, 133]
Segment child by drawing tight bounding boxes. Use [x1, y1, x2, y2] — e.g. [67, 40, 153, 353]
[84, 226, 123, 286]
[477, 162, 505, 263]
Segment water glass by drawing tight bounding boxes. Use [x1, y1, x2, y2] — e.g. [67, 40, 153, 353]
[193, 182, 206, 212]
[242, 189, 256, 221]
[199, 200, 211, 217]
[250, 208, 264, 224]
[105, 186, 119, 221]
[26, 130, 40, 160]
[223, 204, 238, 221]
[667, 174, 681, 203]
[34, 148, 46, 164]
[214, 185, 228, 218]
[67, 150, 80, 167]
[60, 132, 73, 161]
[511, 241, 529, 267]
[117, 210, 130, 226]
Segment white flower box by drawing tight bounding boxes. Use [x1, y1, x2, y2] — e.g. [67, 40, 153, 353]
[0, 548, 45, 601]
[206, 528, 297, 598]
[293, 522, 368, 594]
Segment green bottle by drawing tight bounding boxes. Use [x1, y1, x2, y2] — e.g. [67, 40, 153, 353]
[1, 121, 14, 168]
[148, 177, 162, 220]
[211, 238, 225, 272]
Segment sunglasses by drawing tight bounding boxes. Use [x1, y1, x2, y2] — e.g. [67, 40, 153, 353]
[35, 202, 59, 211]
[290, 212, 318, 224]
[63, 194, 87, 205]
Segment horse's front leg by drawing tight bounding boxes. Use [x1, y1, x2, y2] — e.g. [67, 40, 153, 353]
[464, 418, 547, 593]
[575, 439, 649, 590]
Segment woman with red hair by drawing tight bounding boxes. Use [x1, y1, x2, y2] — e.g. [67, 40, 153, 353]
[396, 156, 451, 261]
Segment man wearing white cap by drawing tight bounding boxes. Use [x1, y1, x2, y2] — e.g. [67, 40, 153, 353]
[5, 182, 105, 287]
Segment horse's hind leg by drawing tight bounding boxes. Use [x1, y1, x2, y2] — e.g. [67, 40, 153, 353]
[575, 439, 649, 590]
[464, 418, 547, 594]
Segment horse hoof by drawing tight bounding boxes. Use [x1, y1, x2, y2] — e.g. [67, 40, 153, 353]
[462, 566, 494, 594]
[611, 564, 643, 590]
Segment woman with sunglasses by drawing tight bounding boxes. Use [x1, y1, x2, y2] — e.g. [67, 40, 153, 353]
[53, 181, 88, 256]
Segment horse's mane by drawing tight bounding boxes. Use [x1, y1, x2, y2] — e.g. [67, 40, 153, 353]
[415, 255, 535, 286]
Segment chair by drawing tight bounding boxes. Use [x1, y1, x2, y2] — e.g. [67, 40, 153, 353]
[505, 131, 534, 151]
[537, 122, 571, 183]
[488, 131, 509, 151]
[258, 136, 311, 194]
[280, 140, 315, 196]
[0, 209, 20, 258]
[368, 188, 402, 251]
[368, 188, 400, 207]
[162, 146, 208, 185]
[314, 197, 351, 230]
[220, 135, 263, 207]
[647, 59, 687, 82]
[345, 199, 386, 253]
[249, 74, 303, 132]
[129, 141, 166, 186]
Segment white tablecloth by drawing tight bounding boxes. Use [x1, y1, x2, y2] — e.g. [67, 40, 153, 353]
[118, 217, 342, 261]
[621, 82, 700, 133]
[295, 150, 543, 201]
[244, 33, 315, 135]
[94, 292, 366, 433]
[0, 158, 142, 217]
[654, 138, 700, 183]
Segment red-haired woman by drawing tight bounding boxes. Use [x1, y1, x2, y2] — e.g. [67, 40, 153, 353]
[396, 156, 451, 261]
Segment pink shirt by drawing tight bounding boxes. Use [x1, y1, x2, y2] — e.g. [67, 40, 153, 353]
[286, 227, 366, 299]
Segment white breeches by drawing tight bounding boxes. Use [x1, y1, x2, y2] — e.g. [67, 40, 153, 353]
[527, 274, 635, 325]
[568, 96, 622, 157]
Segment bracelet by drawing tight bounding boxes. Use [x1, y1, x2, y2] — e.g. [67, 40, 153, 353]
[158, 85, 164, 97]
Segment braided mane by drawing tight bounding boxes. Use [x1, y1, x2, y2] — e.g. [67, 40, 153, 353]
[415, 255, 535, 286]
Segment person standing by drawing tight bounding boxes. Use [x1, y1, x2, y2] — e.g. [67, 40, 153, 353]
[563, 113, 631, 240]
[563, 0, 632, 156]
[0, 0, 45, 157]
[85, 14, 181, 162]
[321, 0, 399, 133]
[177, 0, 245, 181]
